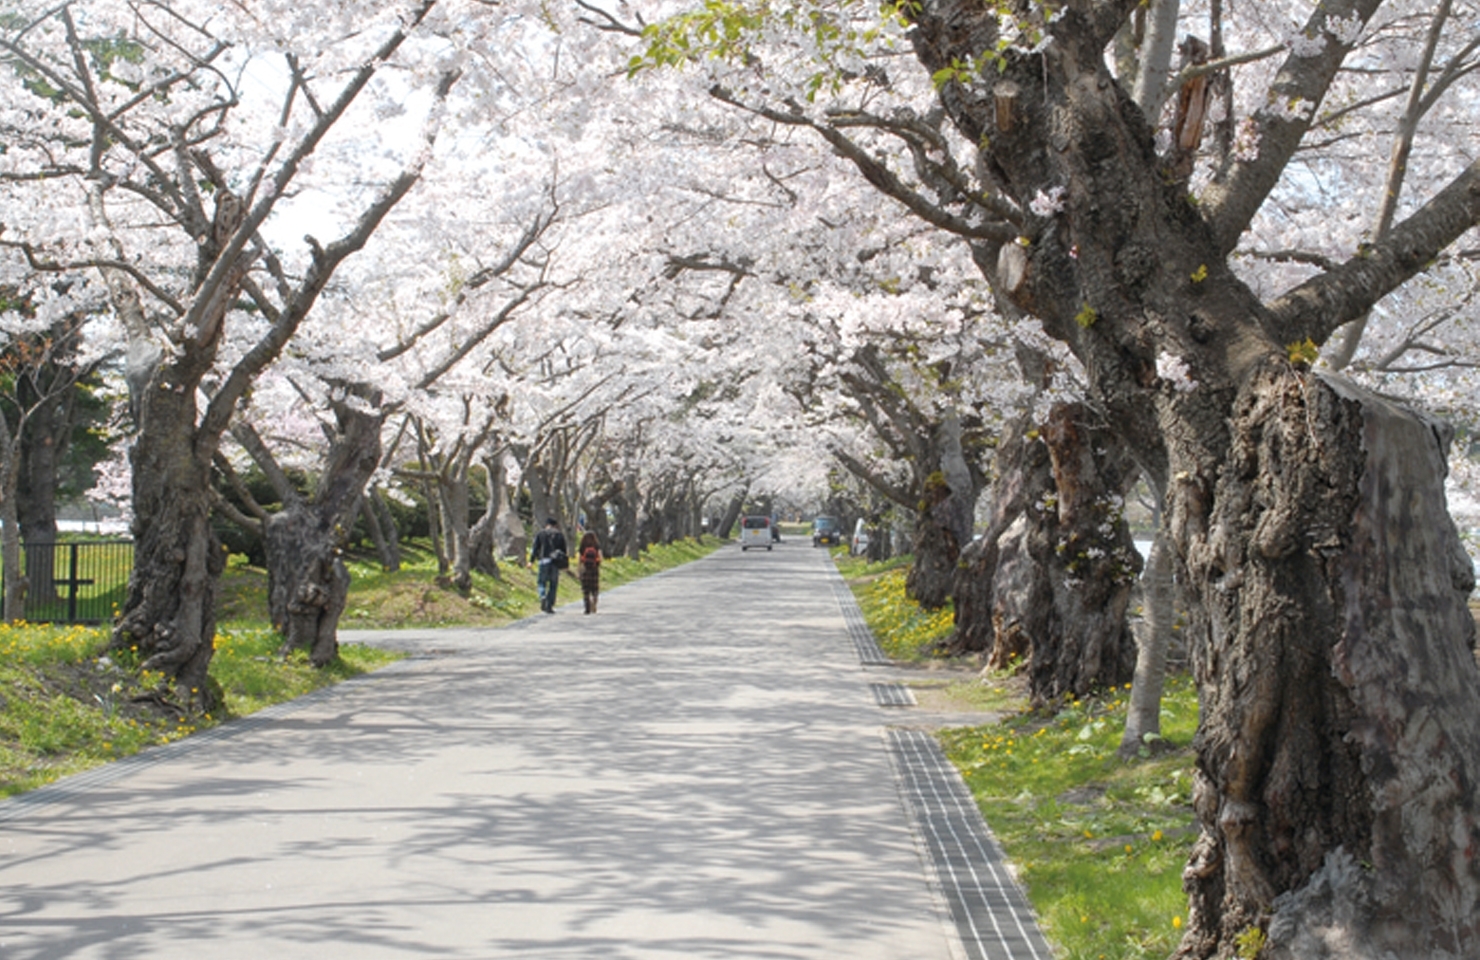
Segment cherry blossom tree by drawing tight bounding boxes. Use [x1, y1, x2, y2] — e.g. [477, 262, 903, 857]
[0, 0, 477, 700]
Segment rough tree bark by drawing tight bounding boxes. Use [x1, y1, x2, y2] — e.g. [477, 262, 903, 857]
[465, 454, 502, 580]
[246, 389, 384, 666]
[947, 404, 1139, 704]
[1179, 366, 1480, 958]
[485, 453, 525, 561]
[947, 417, 1040, 660]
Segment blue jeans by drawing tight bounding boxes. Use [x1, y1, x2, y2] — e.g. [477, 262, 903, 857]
[537, 560, 560, 611]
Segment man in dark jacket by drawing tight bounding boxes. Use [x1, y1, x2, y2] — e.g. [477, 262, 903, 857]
[529, 517, 568, 613]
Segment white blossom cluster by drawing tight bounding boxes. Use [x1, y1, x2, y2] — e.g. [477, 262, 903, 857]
[1156, 352, 1199, 393]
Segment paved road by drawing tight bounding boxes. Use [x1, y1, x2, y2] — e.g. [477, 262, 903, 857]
[0, 542, 1042, 960]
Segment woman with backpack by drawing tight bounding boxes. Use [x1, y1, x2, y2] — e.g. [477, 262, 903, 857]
[577, 531, 603, 614]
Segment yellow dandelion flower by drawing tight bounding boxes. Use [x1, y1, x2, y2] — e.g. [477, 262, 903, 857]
[1172, 916, 1183, 929]
[1152, 830, 1164, 842]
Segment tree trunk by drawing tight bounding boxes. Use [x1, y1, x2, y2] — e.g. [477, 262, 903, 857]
[1119, 517, 1175, 759]
[947, 418, 1043, 657]
[0, 419, 24, 623]
[370, 488, 402, 572]
[466, 455, 500, 579]
[360, 491, 398, 571]
[17, 389, 63, 605]
[488, 455, 526, 561]
[906, 413, 984, 609]
[113, 387, 223, 706]
[423, 478, 447, 574]
[610, 473, 640, 558]
[524, 459, 557, 532]
[441, 470, 473, 593]
[266, 394, 382, 667]
[716, 486, 746, 539]
[906, 475, 961, 610]
[1177, 368, 1480, 959]
[1031, 402, 1140, 704]
[265, 507, 350, 667]
[947, 405, 1139, 704]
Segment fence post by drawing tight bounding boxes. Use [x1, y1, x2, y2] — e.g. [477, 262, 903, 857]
[66, 543, 81, 623]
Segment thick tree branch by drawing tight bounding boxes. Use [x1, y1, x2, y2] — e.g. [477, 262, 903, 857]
[200, 63, 459, 444]
[709, 86, 1017, 243]
[1202, 0, 1384, 254]
[228, 421, 299, 505]
[831, 447, 915, 510]
[378, 201, 556, 363]
[1265, 159, 1480, 344]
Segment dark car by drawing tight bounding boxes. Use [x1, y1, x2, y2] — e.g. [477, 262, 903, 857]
[812, 515, 842, 547]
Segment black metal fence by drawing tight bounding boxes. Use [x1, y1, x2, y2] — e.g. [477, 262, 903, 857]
[2, 541, 133, 624]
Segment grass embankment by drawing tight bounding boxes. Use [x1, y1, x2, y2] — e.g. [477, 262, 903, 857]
[219, 538, 719, 629]
[0, 624, 396, 798]
[3, 537, 719, 798]
[836, 551, 1199, 960]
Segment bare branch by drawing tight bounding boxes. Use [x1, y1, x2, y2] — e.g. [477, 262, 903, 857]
[709, 86, 1018, 244]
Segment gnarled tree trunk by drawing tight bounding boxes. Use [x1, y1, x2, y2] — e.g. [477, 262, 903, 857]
[947, 405, 1139, 705]
[947, 416, 1042, 658]
[115, 386, 224, 702]
[1178, 368, 1480, 959]
[266, 393, 383, 667]
[906, 413, 984, 609]
[1032, 402, 1140, 703]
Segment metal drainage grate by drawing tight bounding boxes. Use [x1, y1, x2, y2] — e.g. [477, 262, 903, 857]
[830, 578, 890, 664]
[871, 681, 917, 707]
[886, 728, 1055, 960]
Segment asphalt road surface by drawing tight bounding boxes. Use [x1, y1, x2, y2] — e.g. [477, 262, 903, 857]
[0, 541, 1039, 960]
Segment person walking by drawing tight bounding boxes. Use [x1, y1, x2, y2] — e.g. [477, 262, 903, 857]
[577, 531, 603, 614]
[529, 518, 568, 614]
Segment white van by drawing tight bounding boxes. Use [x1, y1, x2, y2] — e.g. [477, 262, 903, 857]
[739, 515, 773, 551]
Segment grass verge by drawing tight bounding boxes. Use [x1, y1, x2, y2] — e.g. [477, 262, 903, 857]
[220, 538, 722, 630]
[0, 623, 396, 798]
[940, 680, 1199, 959]
[834, 550, 956, 661]
[834, 550, 1199, 959]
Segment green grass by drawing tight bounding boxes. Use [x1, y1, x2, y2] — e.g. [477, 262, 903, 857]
[219, 537, 723, 631]
[0, 622, 397, 797]
[833, 549, 1200, 958]
[833, 551, 956, 661]
[940, 680, 1199, 958]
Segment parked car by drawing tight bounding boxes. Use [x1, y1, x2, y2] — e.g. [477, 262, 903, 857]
[851, 518, 871, 556]
[739, 515, 773, 551]
[812, 516, 842, 548]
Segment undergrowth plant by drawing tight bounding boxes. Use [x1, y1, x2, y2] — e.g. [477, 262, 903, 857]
[940, 677, 1200, 959]
[835, 553, 955, 660]
[0, 623, 397, 798]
